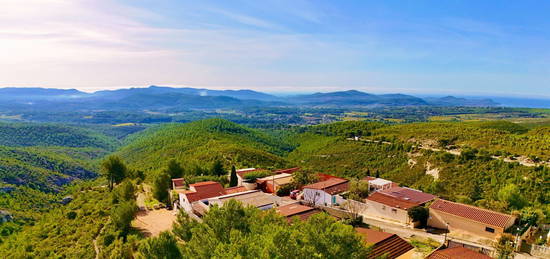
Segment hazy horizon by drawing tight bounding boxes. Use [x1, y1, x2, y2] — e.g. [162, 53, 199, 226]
[1, 0, 549, 97]
[3, 85, 550, 101]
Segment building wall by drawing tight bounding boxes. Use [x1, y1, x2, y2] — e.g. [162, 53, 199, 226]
[303, 189, 333, 206]
[363, 200, 410, 224]
[428, 209, 509, 240]
[178, 194, 193, 212]
[334, 195, 346, 205]
[396, 249, 414, 259]
[237, 175, 244, 186]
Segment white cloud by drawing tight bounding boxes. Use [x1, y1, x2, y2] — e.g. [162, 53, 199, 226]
[0, 0, 358, 91]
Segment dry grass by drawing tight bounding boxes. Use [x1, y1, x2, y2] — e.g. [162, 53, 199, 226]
[132, 209, 177, 237]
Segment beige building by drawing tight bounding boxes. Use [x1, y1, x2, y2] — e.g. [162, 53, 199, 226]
[428, 199, 516, 240]
[256, 173, 293, 193]
[363, 187, 435, 225]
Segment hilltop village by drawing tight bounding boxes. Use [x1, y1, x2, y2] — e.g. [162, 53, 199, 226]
[132, 165, 543, 259]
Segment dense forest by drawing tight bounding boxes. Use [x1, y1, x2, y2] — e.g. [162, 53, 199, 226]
[116, 119, 292, 172]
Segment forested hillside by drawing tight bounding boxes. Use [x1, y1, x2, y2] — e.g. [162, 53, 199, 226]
[0, 123, 125, 242]
[371, 121, 550, 161]
[117, 118, 292, 172]
[0, 122, 119, 150]
[287, 120, 550, 216]
[0, 183, 112, 257]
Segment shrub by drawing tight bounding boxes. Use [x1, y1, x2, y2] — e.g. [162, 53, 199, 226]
[243, 170, 272, 181]
[66, 211, 77, 220]
[152, 172, 171, 203]
[408, 206, 429, 227]
[111, 201, 138, 235]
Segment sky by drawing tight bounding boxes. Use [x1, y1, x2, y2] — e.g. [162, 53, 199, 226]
[1, 0, 549, 97]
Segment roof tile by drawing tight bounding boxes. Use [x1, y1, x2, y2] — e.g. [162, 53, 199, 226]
[303, 178, 349, 195]
[428, 247, 492, 259]
[366, 192, 420, 210]
[356, 228, 414, 259]
[429, 199, 515, 228]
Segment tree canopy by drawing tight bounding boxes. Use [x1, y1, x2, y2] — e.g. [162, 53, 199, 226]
[173, 200, 370, 258]
[101, 155, 128, 190]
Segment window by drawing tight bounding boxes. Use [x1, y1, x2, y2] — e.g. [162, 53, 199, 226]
[392, 208, 397, 213]
[382, 206, 386, 210]
[485, 227, 495, 233]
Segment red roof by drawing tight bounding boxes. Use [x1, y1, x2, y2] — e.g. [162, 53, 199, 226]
[276, 204, 320, 221]
[366, 192, 420, 210]
[317, 173, 347, 182]
[379, 187, 435, 204]
[190, 181, 220, 187]
[224, 186, 248, 194]
[171, 178, 185, 188]
[428, 247, 492, 259]
[185, 181, 226, 203]
[303, 178, 349, 195]
[430, 199, 515, 228]
[356, 228, 414, 259]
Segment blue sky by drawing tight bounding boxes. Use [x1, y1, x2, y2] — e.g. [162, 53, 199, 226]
[1, 0, 549, 97]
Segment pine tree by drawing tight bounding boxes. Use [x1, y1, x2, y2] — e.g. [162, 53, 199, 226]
[229, 165, 238, 187]
[165, 159, 184, 179]
[211, 159, 225, 176]
[101, 155, 128, 190]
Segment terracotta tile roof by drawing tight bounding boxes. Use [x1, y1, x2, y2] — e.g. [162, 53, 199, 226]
[356, 227, 393, 243]
[224, 186, 248, 194]
[276, 204, 320, 221]
[428, 247, 492, 259]
[185, 181, 226, 203]
[317, 173, 347, 182]
[171, 178, 185, 189]
[366, 192, 420, 210]
[430, 199, 515, 228]
[277, 204, 315, 216]
[356, 228, 414, 259]
[303, 178, 349, 195]
[190, 181, 221, 187]
[379, 187, 436, 204]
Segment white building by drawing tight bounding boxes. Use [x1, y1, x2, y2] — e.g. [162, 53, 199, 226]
[302, 177, 349, 206]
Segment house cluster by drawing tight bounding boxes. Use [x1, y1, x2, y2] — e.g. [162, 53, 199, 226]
[170, 167, 518, 258]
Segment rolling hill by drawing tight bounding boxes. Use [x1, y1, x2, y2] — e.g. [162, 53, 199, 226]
[0, 86, 503, 114]
[287, 90, 429, 106]
[117, 118, 292, 172]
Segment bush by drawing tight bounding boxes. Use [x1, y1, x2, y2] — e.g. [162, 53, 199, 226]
[408, 206, 429, 227]
[111, 201, 138, 235]
[112, 180, 136, 204]
[152, 172, 171, 204]
[103, 233, 116, 246]
[276, 183, 295, 196]
[137, 232, 182, 259]
[243, 170, 272, 181]
[66, 211, 77, 220]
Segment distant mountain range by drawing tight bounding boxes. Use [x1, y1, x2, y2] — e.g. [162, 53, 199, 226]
[0, 86, 502, 110]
